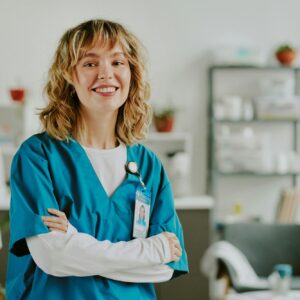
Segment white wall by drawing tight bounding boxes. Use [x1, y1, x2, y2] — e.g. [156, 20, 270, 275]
[1, 0, 300, 196]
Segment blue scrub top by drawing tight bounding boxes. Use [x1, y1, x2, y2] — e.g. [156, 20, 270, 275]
[6, 132, 189, 300]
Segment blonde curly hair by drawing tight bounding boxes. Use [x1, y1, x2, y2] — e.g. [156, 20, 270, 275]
[39, 19, 151, 145]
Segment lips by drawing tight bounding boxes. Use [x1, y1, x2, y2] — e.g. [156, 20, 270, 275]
[92, 83, 119, 91]
[92, 86, 118, 93]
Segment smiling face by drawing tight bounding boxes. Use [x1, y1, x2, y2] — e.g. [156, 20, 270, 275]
[139, 205, 145, 219]
[72, 40, 131, 117]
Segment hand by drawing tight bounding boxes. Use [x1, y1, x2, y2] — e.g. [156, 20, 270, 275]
[162, 232, 182, 262]
[42, 208, 68, 233]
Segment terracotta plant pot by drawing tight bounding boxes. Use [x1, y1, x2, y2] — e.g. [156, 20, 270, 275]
[153, 116, 174, 132]
[276, 51, 296, 65]
[9, 88, 25, 102]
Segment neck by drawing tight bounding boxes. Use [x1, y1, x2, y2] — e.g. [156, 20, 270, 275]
[74, 109, 119, 150]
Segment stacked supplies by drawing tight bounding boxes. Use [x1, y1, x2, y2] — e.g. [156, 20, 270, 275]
[255, 77, 300, 120]
[254, 96, 300, 120]
[217, 126, 272, 173]
[276, 188, 300, 224]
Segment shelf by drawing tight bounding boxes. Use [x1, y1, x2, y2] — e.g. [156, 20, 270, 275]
[0, 194, 215, 211]
[208, 63, 300, 223]
[215, 171, 300, 177]
[174, 195, 214, 210]
[0, 102, 24, 109]
[212, 118, 300, 124]
[146, 132, 191, 141]
[209, 65, 300, 71]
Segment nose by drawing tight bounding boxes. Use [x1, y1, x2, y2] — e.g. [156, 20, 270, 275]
[97, 61, 113, 80]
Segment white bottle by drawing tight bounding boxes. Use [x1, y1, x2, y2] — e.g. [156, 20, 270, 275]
[169, 152, 191, 197]
[276, 152, 289, 174]
[268, 264, 292, 296]
[243, 99, 254, 120]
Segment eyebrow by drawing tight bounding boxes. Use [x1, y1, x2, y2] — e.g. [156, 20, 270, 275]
[82, 51, 127, 59]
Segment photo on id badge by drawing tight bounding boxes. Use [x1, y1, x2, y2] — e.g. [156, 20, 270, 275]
[133, 189, 150, 238]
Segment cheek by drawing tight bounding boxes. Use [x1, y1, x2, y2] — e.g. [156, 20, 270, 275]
[73, 69, 93, 91]
[121, 69, 131, 91]
[77, 74, 90, 88]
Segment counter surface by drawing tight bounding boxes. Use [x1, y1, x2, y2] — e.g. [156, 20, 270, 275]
[0, 192, 214, 211]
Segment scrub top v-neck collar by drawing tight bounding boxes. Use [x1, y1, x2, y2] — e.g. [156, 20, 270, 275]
[68, 138, 140, 202]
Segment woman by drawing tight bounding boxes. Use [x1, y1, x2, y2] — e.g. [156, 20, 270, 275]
[7, 19, 188, 299]
[137, 205, 147, 227]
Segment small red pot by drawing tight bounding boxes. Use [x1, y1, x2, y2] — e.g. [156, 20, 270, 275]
[10, 88, 25, 102]
[153, 116, 174, 132]
[276, 51, 296, 65]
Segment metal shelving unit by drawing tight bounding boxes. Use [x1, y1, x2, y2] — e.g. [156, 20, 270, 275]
[207, 65, 300, 222]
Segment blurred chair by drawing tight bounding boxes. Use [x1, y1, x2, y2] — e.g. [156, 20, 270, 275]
[201, 222, 300, 297]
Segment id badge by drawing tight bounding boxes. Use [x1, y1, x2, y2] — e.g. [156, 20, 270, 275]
[133, 188, 151, 238]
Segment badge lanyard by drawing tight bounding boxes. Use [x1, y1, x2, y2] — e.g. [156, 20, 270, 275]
[125, 161, 146, 190]
[126, 161, 151, 238]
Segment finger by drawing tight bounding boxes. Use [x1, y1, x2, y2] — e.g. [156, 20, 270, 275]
[42, 216, 67, 225]
[171, 243, 182, 257]
[42, 216, 60, 222]
[43, 219, 68, 228]
[44, 221, 67, 232]
[44, 220, 66, 229]
[169, 237, 180, 248]
[172, 248, 181, 260]
[173, 242, 181, 254]
[171, 252, 180, 262]
[169, 235, 179, 245]
[43, 218, 68, 227]
[47, 208, 67, 220]
[162, 232, 175, 240]
[167, 236, 178, 246]
[173, 245, 181, 256]
[174, 241, 182, 252]
[171, 235, 179, 242]
[174, 247, 182, 257]
[165, 232, 177, 239]
[49, 227, 66, 233]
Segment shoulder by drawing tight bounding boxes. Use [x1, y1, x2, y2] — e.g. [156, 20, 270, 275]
[129, 143, 170, 188]
[129, 143, 163, 169]
[19, 132, 51, 148]
[129, 143, 160, 162]
[14, 132, 60, 161]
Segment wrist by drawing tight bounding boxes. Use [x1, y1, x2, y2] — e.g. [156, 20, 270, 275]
[66, 222, 78, 235]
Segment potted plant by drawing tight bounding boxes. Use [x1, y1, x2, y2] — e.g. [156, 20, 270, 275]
[153, 107, 176, 132]
[9, 87, 26, 102]
[0, 284, 5, 300]
[275, 44, 297, 66]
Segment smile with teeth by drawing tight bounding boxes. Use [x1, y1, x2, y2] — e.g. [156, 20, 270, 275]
[93, 87, 118, 93]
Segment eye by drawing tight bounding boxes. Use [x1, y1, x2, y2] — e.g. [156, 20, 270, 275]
[83, 62, 97, 68]
[113, 60, 126, 66]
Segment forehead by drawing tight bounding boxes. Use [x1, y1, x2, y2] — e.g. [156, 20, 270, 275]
[78, 32, 130, 59]
[84, 41, 125, 56]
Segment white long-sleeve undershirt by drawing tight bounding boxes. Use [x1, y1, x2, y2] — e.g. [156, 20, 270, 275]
[26, 143, 174, 282]
[26, 223, 174, 282]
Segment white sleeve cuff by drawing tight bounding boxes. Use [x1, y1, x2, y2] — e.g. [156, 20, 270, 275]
[66, 222, 78, 235]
